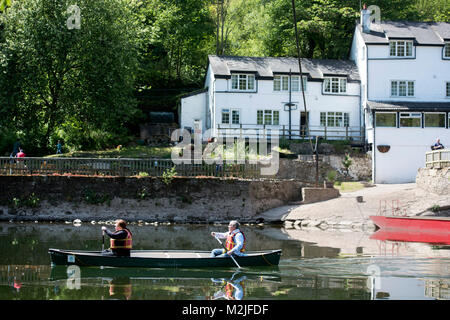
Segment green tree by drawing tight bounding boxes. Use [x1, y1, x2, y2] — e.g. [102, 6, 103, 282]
[0, 0, 144, 153]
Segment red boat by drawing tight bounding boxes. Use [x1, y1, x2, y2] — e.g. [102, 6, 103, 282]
[369, 215, 450, 244]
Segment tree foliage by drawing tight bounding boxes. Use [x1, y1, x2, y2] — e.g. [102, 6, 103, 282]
[0, 0, 144, 154]
[0, 0, 447, 155]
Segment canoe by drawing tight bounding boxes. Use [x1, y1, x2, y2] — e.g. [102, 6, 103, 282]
[370, 215, 450, 233]
[48, 248, 282, 268]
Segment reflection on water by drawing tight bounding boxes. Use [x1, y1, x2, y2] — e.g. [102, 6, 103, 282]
[0, 222, 449, 300]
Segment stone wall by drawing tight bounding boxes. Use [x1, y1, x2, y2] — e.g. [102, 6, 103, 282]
[416, 167, 450, 195]
[301, 187, 340, 204]
[0, 176, 303, 223]
[276, 154, 371, 182]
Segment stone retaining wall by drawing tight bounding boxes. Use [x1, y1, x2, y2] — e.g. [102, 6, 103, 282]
[276, 154, 371, 182]
[0, 175, 303, 223]
[416, 167, 450, 195]
[301, 187, 340, 204]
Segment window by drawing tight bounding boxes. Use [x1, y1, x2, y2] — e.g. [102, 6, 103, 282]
[323, 77, 347, 94]
[257, 110, 264, 125]
[446, 82, 450, 97]
[274, 75, 307, 92]
[257, 110, 279, 125]
[424, 113, 445, 128]
[391, 80, 414, 97]
[222, 109, 230, 124]
[231, 110, 240, 124]
[389, 40, 413, 57]
[222, 109, 240, 124]
[320, 112, 350, 127]
[375, 113, 397, 127]
[444, 43, 450, 58]
[400, 112, 421, 127]
[231, 74, 255, 91]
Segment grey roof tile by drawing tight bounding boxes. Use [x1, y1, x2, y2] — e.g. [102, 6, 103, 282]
[367, 100, 450, 111]
[208, 55, 360, 81]
[358, 21, 450, 45]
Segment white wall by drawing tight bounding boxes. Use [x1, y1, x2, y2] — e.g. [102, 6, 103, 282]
[367, 45, 450, 102]
[374, 126, 450, 183]
[213, 77, 361, 139]
[180, 92, 207, 134]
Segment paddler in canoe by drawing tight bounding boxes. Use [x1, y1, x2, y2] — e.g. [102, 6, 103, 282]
[101, 219, 133, 257]
[210, 220, 246, 258]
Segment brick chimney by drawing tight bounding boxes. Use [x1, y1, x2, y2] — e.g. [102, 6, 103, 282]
[361, 3, 371, 33]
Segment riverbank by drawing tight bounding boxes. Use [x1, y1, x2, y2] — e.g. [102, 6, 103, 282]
[277, 183, 450, 231]
[0, 175, 303, 224]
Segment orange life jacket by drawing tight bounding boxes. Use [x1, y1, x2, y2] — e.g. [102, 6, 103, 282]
[225, 230, 246, 253]
[225, 281, 245, 300]
[110, 228, 132, 250]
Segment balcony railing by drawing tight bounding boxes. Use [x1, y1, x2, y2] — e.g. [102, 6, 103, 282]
[425, 149, 450, 168]
[217, 124, 364, 142]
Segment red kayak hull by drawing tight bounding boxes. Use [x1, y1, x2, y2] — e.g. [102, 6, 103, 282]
[370, 215, 450, 232]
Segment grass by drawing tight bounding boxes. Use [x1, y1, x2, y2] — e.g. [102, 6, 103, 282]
[334, 181, 365, 193]
[45, 146, 173, 159]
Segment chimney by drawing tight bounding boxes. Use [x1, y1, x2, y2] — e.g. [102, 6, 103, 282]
[361, 3, 371, 33]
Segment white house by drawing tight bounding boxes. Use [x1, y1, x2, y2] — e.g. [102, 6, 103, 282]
[350, 9, 450, 183]
[180, 55, 362, 142]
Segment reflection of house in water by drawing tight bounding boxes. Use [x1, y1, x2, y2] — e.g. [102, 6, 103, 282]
[288, 276, 371, 300]
[0, 265, 50, 284]
[425, 280, 450, 300]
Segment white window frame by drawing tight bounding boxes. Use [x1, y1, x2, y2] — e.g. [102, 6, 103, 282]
[319, 111, 350, 127]
[273, 75, 307, 92]
[444, 43, 450, 59]
[424, 112, 446, 128]
[399, 112, 421, 128]
[323, 77, 347, 94]
[231, 109, 240, 125]
[231, 74, 256, 92]
[389, 40, 413, 57]
[257, 110, 279, 125]
[375, 112, 397, 128]
[391, 80, 415, 97]
[222, 108, 240, 124]
[221, 109, 230, 124]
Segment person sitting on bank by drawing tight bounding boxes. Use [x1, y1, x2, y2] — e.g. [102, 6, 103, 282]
[431, 138, 444, 150]
[101, 219, 133, 257]
[210, 220, 246, 257]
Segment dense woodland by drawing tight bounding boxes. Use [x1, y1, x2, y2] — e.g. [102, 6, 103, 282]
[0, 0, 448, 155]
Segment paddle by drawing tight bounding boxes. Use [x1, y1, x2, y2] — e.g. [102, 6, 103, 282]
[102, 230, 105, 252]
[214, 236, 242, 269]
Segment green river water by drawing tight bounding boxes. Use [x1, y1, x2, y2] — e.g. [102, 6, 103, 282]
[0, 222, 449, 300]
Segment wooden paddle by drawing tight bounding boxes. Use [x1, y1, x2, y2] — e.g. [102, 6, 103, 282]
[214, 236, 242, 269]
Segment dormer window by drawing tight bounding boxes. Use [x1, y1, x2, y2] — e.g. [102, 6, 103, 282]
[323, 77, 347, 94]
[274, 75, 307, 92]
[389, 40, 413, 57]
[444, 43, 450, 59]
[231, 74, 255, 91]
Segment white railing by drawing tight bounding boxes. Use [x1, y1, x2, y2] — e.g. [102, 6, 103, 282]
[217, 124, 364, 142]
[425, 149, 450, 168]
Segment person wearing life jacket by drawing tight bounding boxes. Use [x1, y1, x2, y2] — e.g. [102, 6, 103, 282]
[101, 219, 133, 257]
[210, 220, 246, 257]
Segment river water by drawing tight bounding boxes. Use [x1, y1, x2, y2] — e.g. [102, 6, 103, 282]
[0, 222, 449, 300]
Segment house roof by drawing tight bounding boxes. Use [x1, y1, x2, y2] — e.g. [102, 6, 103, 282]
[357, 21, 450, 45]
[208, 55, 360, 81]
[367, 101, 450, 112]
